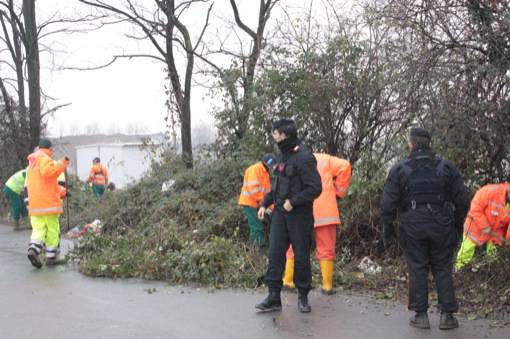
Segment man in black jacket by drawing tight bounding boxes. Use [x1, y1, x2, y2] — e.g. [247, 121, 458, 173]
[256, 119, 322, 313]
[381, 128, 470, 330]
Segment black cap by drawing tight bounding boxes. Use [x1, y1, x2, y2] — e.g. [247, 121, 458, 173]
[38, 138, 52, 149]
[272, 118, 294, 131]
[410, 127, 431, 140]
[93, 157, 100, 163]
[262, 154, 275, 167]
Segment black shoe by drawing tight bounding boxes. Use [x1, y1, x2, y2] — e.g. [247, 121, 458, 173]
[255, 292, 282, 312]
[298, 292, 311, 313]
[409, 312, 430, 329]
[27, 248, 42, 269]
[439, 312, 459, 330]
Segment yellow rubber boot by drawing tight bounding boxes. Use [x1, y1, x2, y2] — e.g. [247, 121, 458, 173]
[320, 260, 335, 295]
[282, 259, 295, 289]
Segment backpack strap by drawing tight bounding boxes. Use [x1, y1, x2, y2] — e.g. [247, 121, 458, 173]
[435, 158, 446, 177]
[399, 159, 413, 185]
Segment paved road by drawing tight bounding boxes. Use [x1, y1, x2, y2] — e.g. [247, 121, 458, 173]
[0, 223, 507, 339]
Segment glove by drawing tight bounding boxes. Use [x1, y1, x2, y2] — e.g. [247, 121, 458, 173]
[383, 222, 396, 249]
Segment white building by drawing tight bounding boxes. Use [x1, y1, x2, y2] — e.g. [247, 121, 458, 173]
[76, 142, 160, 188]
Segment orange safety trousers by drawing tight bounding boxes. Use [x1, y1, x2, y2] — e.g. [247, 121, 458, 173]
[287, 224, 337, 261]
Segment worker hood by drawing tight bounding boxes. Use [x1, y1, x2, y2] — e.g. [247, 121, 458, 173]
[27, 149, 52, 166]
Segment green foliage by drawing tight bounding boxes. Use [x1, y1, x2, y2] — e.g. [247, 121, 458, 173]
[70, 226, 266, 287]
[65, 1, 510, 319]
[67, 153, 268, 286]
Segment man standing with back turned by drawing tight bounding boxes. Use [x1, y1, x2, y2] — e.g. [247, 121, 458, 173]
[26, 138, 69, 268]
[256, 119, 322, 313]
[381, 128, 470, 330]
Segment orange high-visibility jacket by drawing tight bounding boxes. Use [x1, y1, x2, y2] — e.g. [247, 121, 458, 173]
[238, 162, 271, 208]
[464, 183, 510, 246]
[313, 153, 352, 227]
[26, 149, 68, 216]
[88, 164, 109, 186]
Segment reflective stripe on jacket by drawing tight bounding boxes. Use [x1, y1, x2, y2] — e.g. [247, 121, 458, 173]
[26, 149, 68, 216]
[238, 162, 270, 208]
[464, 183, 510, 246]
[313, 153, 352, 227]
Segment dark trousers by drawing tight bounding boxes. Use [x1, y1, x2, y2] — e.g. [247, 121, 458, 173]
[265, 208, 313, 294]
[3, 186, 27, 220]
[402, 230, 458, 313]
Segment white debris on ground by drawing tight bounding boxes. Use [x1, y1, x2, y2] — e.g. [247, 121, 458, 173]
[358, 256, 382, 275]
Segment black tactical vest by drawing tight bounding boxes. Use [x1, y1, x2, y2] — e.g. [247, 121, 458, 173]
[400, 156, 447, 209]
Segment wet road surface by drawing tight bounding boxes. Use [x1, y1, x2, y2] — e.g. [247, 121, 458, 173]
[0, 223, 507, 339]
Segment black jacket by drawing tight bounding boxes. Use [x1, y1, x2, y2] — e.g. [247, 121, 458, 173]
[263, 137, 322, 212]
[381, 149, 470, 234]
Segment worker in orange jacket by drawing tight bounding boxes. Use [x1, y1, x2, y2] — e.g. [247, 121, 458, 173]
[283, 153, 352, 294]
[239, 154, 275, 248]
[26, 138, 69, 268]
[87, 157, 109, 197]
[455, 182, 510, 270]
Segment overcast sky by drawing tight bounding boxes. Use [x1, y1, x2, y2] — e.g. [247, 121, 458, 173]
[31, 0, 354, 136]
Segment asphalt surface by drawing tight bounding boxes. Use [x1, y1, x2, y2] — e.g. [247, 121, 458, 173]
[0, 222, 507, 339]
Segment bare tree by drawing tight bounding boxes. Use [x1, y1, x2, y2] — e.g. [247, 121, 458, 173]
[0, 0, 95, 162]
[77, 0, 214, 168]
[197, 0, 279, 146]
[22, 0, 41, 149]
[370, 0, 510, 182]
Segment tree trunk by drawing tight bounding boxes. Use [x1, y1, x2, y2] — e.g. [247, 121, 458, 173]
[22, 0, 41, 150]
[164, 0, 193, 168]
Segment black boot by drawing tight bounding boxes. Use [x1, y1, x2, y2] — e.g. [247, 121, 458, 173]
[27, 248, 42, 269]
[409, 312, 430, 329]
[439, 312, 459, 330]
[298, 291, 311, 313]
[255, 291, 282, 312]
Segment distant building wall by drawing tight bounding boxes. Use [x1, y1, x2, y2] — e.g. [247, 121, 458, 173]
[76, 143, 158, 188]
[52, 143, 77, 176]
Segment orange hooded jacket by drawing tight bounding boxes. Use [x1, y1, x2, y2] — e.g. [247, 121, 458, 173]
[313, 153, 352, 227]
[26, 149, 69, 216]
[464, 183, 510, 246]
[238, 162, 271, 208]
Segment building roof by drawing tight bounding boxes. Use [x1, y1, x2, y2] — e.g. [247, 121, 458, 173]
[52, 133, 166, 147]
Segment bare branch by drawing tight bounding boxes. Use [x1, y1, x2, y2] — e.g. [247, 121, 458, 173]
[192, 3, 213, 52]
[41, 103, 72, 119]
[77, 0, 167, 60]
[62, 53, 167, 71]
[229, 0, 257, 39]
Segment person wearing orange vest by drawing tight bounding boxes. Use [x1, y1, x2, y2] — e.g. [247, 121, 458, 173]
[26, 138, 69, 268]
[455, 182, 510, 270]
[238, 154, 275, 248]
[87, 157, 109, 197]
[283, 153, 352, 294]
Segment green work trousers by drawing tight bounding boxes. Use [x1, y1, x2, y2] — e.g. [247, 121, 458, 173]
[3, 186, 27, 220]
[243, 206, 266, 248]
[92, 184, 106, 197]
